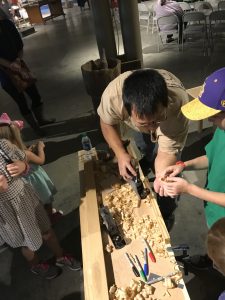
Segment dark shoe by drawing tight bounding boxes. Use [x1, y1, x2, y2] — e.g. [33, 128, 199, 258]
[188, 254, 213, 270]
[56, 254, 82, 271]
[31, 263, 61, 279]
[32, 104, 56, 126]
[166, 37, 175, 43]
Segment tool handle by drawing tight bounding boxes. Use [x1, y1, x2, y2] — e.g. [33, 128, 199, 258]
[149, 252, 156, 263]
[132, 266, 140, 277]
[139, 270, 147, 282]
[143, 263, 149, 276]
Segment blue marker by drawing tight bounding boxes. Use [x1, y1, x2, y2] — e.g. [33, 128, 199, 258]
[143, 247, 149, 276]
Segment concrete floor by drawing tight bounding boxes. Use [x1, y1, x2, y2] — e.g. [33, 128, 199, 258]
[1, 5, 225, 299]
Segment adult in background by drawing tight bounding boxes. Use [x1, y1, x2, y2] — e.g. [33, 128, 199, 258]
[0, 16, 55, 135]
[155, 0, 184, 43]
[97, 69, 189, 228]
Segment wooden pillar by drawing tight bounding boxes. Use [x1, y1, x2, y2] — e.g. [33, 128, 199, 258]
[89, 0, 117, 59]
[117, 0, 143, 66]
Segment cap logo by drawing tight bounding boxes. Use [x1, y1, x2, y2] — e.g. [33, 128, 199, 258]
[199, 83, 205, 98]
[221, 100, 225, 107]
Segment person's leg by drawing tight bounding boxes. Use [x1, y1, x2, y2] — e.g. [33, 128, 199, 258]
[2, 81, 43, 134]
[42, 228, 63, 258]
[42, 229, 81, 271]
[21, 246, 39, 265]
[21, 246, 61, 279]
[2, 80, 31, 116]
[25, 84, 55, 126]
[133, 131, 156, 176]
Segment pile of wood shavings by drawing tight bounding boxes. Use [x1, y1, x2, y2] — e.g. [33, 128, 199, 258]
[109, 272, 182, 300]
[103, 183, 168, 258]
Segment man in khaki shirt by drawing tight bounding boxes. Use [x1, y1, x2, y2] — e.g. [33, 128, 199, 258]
[97, 69, 189, 220]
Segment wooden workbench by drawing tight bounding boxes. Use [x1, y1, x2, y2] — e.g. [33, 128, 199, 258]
[24, 0, 65, 25]
[79, 147, 190, 300]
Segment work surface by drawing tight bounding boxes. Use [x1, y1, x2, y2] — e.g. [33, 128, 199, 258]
[79, 149, 190, 300]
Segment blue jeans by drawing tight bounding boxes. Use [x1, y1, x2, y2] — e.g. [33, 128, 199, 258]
[133, 131, 157, 163]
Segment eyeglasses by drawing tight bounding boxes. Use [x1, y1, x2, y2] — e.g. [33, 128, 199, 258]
[131, 110, 167, 129]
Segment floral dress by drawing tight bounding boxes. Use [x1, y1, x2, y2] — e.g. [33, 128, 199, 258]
[0, 139, 50, 251]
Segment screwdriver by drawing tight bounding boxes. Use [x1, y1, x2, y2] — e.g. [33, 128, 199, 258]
[125, 253, 139, 277]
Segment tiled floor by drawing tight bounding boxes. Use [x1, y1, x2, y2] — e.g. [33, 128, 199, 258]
[0, 4, 225, 299]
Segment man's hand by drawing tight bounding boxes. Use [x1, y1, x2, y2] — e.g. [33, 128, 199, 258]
[0, 175, 8, 192]
[6, 161, 26, 177]
[153, 177, 171, 197]
[117, 152, 136, 181]
[160, 164, 184, 179]
[161, 177, 189, 197]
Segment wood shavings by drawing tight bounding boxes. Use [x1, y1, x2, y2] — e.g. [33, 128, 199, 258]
[109, 280, 156, 300]
[163, 277, 177, 289]
[105, 244, 114, 253]
[103, 183, 168, 259]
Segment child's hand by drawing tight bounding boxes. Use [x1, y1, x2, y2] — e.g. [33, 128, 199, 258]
[6, 161, 26, 177]
[9, 60, 21, 72]
[38, 141, 45, 149]
[161, 177, 190, 197]
[0, 175, 8, 192]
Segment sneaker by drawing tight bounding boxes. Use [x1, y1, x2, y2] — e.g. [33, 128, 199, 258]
[188, 254, 213, 270]
[31, 263, 61, 279]
[56, 254, 82, 271]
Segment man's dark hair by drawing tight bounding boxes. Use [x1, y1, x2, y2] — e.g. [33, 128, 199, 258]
[122, 69, 168, 117]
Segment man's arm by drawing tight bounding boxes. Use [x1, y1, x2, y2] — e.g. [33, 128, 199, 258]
[154, 150, 177, 177]
[100, 119, 136, 179]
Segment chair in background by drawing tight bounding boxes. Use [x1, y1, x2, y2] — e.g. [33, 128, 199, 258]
[156, 14, 181, 51]
[143, 1, 158, 33]
[179, 2, 192, 12]
[218, 0, 225, 10]
[209, 10, 225, 49]
[182, 11, 209, 54]
[138, 2, 151, 33]
[194, 1, 213, 14]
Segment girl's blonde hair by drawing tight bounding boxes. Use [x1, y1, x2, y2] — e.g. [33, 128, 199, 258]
[0, 124, 25, 151]
[207, 217, 225, 275]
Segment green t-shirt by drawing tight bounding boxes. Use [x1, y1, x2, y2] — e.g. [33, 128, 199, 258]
[205, 128, 225, 227]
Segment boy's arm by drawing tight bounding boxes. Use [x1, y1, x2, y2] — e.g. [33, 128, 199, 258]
[184, 155, 208, 170]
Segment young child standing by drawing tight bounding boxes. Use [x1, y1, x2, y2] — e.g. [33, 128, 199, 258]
[0, 114, 81, 279]
[23, 140, 63, 223]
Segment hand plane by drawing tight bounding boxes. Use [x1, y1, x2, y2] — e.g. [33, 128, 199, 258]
[128, 159, 150, 200]
[99, 206, 126, 249]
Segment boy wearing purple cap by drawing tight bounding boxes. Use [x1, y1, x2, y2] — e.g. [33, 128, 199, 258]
[160, 67, 225, 269]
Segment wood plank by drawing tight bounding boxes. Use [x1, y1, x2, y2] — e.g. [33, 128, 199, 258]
[79, 148, 190, 299]
[79, 153, 109, 300]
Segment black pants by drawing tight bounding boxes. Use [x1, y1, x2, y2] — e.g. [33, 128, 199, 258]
[2, 79, 42, 115]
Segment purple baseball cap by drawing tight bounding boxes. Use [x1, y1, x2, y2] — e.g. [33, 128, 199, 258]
[181, 67, 225, 120]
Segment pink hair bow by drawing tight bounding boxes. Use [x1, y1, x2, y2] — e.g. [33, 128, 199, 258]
[0, 113, 24, 129]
